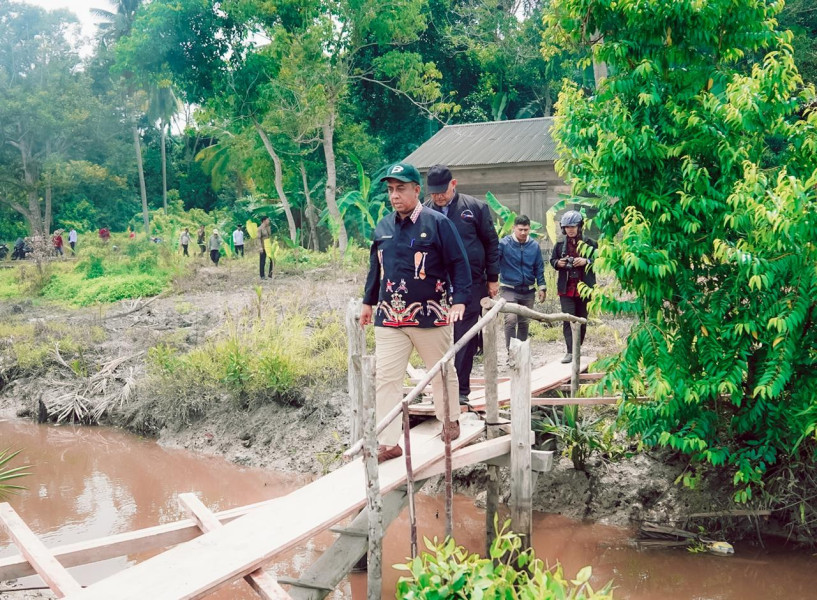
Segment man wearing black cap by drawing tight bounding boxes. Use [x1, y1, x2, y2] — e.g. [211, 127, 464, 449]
[361, 162, 472, 463]
[425, 164, 500, 405]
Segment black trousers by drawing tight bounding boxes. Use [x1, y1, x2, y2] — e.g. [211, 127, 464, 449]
[559, 294, 588, 352]
[259, 251, 273, 278]
[182, 244, 188, 256]
[234, 244, 244, 257]
[210, 249, 220, 265]
[453, 283, 489, 397]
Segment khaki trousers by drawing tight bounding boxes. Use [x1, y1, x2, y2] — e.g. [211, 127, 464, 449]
[375, 326, 461, 446]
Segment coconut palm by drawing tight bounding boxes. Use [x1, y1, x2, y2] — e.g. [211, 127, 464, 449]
[148, 83, 182, 214]
[91, 0, 141, 48]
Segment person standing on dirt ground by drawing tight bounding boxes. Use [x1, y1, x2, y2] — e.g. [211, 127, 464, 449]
[208, 229, 222, 266]
[498, 215, 546, 349]
[424, 164, 499, 406]
[68, 228, 77, 254]
[360, 162, 472, 464]
[233, 225, 244, 258]
[258, 216, 273, 279]
[550, 210, 596, 364]
[52, 230, 64, 257]
[179, 227, 191, 257]
[197, 225, 206, 256]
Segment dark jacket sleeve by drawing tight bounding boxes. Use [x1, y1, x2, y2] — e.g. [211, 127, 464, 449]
[439, 218, 472, 304]
[362, 240, 380, 305]
[534, 246, 545, 288]
[477, 204, 500, 282]
[549, 240, 564, 270]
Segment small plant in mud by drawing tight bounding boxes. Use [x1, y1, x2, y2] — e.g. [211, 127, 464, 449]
[395, 518, 613, 599]
[535, 405, 616, 471]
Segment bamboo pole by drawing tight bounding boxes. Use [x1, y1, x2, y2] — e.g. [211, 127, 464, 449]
[508, 338, 532, 549]
[401, 404, 418, 558]
[441, 362, 454, 540]
[480, 297, 587, 324]
[345, 299, 365, 447]
[483, 312, 500, 553]
[344, 298, 507, 459]
[361, 356, 382, 600]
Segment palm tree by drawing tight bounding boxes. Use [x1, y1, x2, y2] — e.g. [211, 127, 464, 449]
[148, 83, 182, 214]
[91, 0, 141, 48]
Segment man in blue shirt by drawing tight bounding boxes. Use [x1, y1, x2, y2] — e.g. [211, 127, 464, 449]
[361, 162, 472, 463]
[498, 215, 546, 348]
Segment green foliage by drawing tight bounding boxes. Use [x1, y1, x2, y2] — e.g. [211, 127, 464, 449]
[484, 192, 543, 238]
[547, 0, 817, 501]
[0, 449, 30, 501]
[395, 519, 613, 599]
[0, 320, 103, 374]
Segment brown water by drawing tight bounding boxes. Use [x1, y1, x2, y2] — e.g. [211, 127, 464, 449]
[1, 419, 815, 599]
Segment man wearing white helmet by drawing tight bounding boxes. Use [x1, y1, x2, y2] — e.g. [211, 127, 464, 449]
[550, 210, 597, 363]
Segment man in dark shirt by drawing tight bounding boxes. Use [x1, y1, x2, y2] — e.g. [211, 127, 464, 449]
[361, 162, 472, 463]
[425, 165, 499, 405]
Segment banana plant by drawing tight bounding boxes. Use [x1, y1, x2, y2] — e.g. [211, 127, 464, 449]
[0, 449, 30, 500]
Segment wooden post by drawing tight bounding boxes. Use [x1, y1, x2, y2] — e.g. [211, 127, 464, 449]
[346, 299, 365, 448]
[441, 362, 454, 540]
[570, 322, 581, 398]
[483, 313, 500, 553]
[401, 404, 418, 558]
[508, 338, 532, 549]
[361, 356, 382, 600]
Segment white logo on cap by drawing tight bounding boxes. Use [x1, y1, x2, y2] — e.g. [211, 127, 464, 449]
[390, 165, 404, 173]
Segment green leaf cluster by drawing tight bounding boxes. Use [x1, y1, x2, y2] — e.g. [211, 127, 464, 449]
[395, 520, 613, 599]
[547, 0, 817, 501]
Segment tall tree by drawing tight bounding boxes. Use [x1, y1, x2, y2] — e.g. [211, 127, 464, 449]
[546, 0, 817, 506]
[0, 2, 98, 236]
[147, 82, 182, 214]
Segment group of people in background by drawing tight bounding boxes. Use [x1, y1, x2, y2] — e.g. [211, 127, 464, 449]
[178, 222, 257, 270]
[361, 162, 596, 463]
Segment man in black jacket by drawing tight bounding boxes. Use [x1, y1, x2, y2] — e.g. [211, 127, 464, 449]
[425, 164, 500, 405]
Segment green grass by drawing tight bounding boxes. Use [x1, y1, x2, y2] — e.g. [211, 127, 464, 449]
[0, 320, 105, 372]
[0, 269, 20, 299]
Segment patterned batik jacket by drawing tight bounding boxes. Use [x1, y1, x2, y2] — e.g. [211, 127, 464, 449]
[363, 204, 472, 327]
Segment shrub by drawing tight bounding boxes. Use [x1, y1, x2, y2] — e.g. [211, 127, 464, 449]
[395, 520, 613, 599]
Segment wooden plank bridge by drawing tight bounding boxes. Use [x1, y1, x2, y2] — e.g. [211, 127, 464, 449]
[0, 297, 610, 599]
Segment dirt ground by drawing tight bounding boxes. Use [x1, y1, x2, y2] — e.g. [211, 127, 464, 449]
[0, 257, 735, 557]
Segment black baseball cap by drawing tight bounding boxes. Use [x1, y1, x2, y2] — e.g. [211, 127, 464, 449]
[426, 164, 453, 194]
[380, 162, 421, 185]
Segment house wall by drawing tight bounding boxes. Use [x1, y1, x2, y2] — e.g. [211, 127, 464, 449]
[423, 163, 570, 226]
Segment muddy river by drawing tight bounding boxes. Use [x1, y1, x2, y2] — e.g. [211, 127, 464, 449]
[0, 420, 813, 599]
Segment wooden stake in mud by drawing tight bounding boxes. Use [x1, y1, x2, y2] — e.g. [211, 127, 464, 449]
[570, 322, 581, 398]
[483, 312, 500, 553]
[509, 338, 532, 549]
[401, 403, 418, 558]
[441, 361, 454, 540]
[361, 356, 382, 600]
[346, 299, 365, 448]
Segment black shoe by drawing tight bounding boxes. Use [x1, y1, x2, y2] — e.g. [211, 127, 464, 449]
[458, 394, 470, 406]
[561, 353, 573, 364]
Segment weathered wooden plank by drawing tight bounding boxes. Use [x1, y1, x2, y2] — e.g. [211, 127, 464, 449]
[0, 503, 82, 598]
[361, 355, 382, 600]
[466, 356, 595, 410]
[178, 493, 292, 600]
[509, 339, 532, 548]
[346, 299, 365, 448]
[0, 495, 287, 581]
[531, 397, 619, 406]
[65, 419, 484, 600]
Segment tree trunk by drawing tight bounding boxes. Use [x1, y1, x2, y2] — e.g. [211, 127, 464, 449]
[321, 112, 348, 253]
[253, 120, 298, 243]
[300, 160, 320, 251]
[17, 138, 45, 237]
[133, 124, 150, 236]
[161, 123, 168, 214]
[44, 179, 52, 236]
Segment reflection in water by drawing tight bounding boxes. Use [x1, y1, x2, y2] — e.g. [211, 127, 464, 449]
[1, 419, 814, 600]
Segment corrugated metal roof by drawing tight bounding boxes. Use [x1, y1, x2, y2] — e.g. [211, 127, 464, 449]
[403, 117, 557, 169]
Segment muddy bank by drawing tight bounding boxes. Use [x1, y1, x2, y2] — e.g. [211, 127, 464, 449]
[0, 260, 737, 534]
